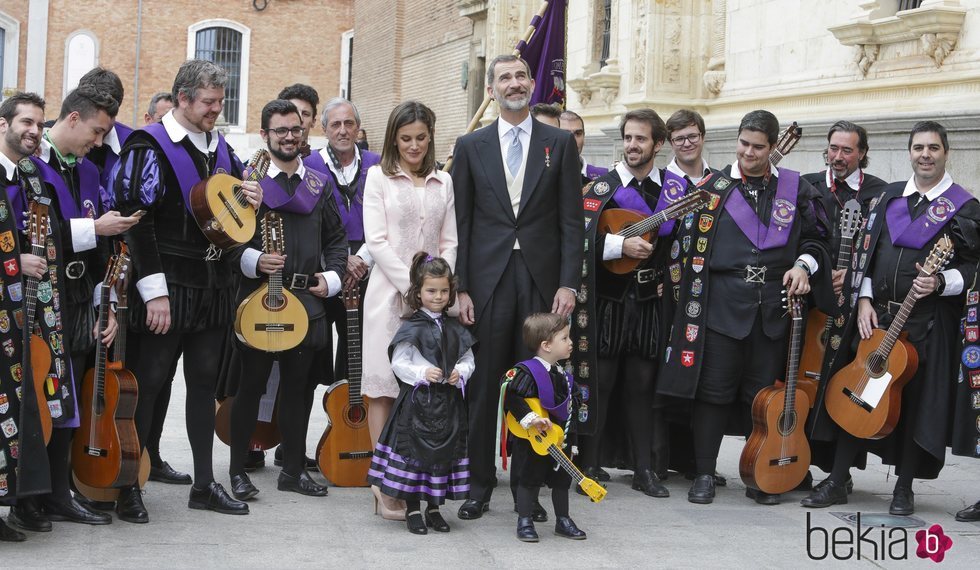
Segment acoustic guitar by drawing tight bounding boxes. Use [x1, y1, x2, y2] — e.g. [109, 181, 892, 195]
[235, 211, 309, 352]
[601, 190, 712, 274]
[506, 399, 607, 503]
[71, 248, 140, 488]
[74, 250, 149, 500]
[24, 198, 53, 444]
[316, 287, 372, 486]
[798, 199, 863, 405]
[214, 365, 281, 451]
[825, 236, 953, 439]
[740, 295, 811, 494]
[190, 149, 269, 249]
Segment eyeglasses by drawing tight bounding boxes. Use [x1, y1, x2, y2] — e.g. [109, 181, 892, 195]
[268, 126, 305, 138]
[670, 133, 702, 146]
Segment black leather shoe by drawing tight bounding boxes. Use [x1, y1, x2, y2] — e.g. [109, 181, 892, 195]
[685, 471, 727, 486]
[512, 501, 548, 523]
[794, 471, 814, 492]
[633, 469, 670, 498]
[955, 500, 980, 522]
[688, 474, 716, 504]
[814, 475, 854, 495]
[889, 486, 914, 516]
[188, 482, 249, 515]
[230, 473, 259, 501]
[40, 497, 112, 525]
[273, 447, 318, 471]
[149, 461, 192, 485]
[457, 499, 489, 520]
[0, 518, 27, 542]
[554, 516, 587, 540]
[801, 480, 848, 508]
[517, 516, 538, 542]
[278, 470, 328, 497]
[243, 450, 265, 472]
[745, 487, 781, 505]
[8, 499, 52, 532]
[424, 508, 450, 532]
[582, 466, 610, 482]
[116, 486, 149, 524]
[406, 509, 427, 535]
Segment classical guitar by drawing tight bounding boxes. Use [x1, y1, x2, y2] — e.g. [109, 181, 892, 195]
[214, 366, 281, 451]
[190, 149, 269, 249]
[316, 286, 372, 486]
[74, 250, 149, 500]
[601, 190, 712, 274]
[825, 236, 953, 440]
[235, 211, 309, 352]
[740, 295, 811, 494]
[798, 199, 863, 405]
[768, 122, 803, 168]
[71, 248, 140, 489]
[24, 198, 53, 444]
[506, 399, 607, 502]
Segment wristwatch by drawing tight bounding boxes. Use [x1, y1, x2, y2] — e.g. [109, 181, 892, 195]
[795, 259, 812, 276]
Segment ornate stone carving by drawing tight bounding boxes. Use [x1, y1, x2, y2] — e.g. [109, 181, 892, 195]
[703, 71, 726, 95]
[702, 0, 727, 96]
[568, 76, 593, 107]
[592, 59, 622, 108]
[662, 0, 682, 84]
[631, 0, 648, 91]
[855, 43, 880, 76]
[921, 32, 958, 66]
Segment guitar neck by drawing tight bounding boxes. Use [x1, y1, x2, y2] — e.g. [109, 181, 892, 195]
[346, 305, 363, 405]
[769, 149, 785, 167]
[23, 243, 44, 327]
[94, 284, 111, 400]
[782, 314, 805, 431]
[114, 303, 129, 366]
[876, 275, 924, 358]
[546, 444, 585, 485]
[835, 235, 855, 272]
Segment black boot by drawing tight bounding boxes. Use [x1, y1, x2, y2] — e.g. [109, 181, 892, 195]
[116, 485, 149, 524]
[8, 498, 52, 532]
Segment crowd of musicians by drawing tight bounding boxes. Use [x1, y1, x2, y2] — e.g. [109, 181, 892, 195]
[1, 53, 980, 544]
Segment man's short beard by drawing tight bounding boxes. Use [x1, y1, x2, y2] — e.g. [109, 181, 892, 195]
[493, 86, 532, 112]
[270, 145, 300, 163]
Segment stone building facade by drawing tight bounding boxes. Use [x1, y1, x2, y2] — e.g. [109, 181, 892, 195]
[0, 0, 351, 152]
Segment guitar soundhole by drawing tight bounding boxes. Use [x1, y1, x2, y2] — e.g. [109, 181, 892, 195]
[777, 410, 797, 436]
[231, 184, 248, 208]
[346, 404, 366, 425]
[866, 353, 886, 376]
[262, 294, 286, 312]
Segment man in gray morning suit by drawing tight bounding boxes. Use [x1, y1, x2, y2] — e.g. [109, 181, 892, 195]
[451, 54, 583, 520]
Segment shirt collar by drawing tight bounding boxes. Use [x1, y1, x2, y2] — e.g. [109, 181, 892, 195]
[267, 159, 306, 181]
[0, 152, 17, 181]
[730, 161, 779, 180]
[421, 307, 443, 320]
[825, 168, 864, 190]
[39, 135, 78, 167]
[533, 355, 557, 370]
[666, 157, 711, 180]
[902, 171, 953, 201]
[162, 109, 218, 154]
[318, 144, 361, 179]
[498, 115, 533, 140]
[103, 124, 121, 155]
[615, 161, 662, 188]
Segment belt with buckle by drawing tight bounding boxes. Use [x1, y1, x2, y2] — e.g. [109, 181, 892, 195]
[875, 300, 904, 316]
[743, 265, 767, 284]
[286, 273, 313, 290]
[65, 260, 86, 280]
[635, 268, 656, 284]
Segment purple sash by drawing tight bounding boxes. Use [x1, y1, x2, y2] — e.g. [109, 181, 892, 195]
[656, 169, 688, 237]
[303, 151, 329, 176]
[585, 163, 608, 181]
[885, 183, 973, 248]
[142, 122, 232, 215]
[519, 359, 571, 423]
[724, 168, 800, 250]
[613, 185, 654, 217]
[30, 156, 101, 220]
[259, 169, 325, 215]
[303, 150, 380, 242]
[101, 122, 134, 187]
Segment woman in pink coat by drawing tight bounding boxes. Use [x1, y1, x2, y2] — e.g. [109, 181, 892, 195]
[361, 100, 457, 518]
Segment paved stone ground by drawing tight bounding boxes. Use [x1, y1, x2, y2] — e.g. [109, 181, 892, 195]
[3, 366, 979, 568]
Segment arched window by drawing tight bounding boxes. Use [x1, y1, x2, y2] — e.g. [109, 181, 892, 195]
[64, 31, 99, 96]
[187, 20, 250, 131]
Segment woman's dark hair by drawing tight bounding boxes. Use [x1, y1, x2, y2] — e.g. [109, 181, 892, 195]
[406, 252, 456, 311]
[380, 101, 437, 178]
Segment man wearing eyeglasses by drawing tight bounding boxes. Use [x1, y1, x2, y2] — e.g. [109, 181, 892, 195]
[224, 99, 347, 502]
[666, 110, 712, 186]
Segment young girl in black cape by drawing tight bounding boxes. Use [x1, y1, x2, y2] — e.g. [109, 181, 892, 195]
[367, 253, 476, 534]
